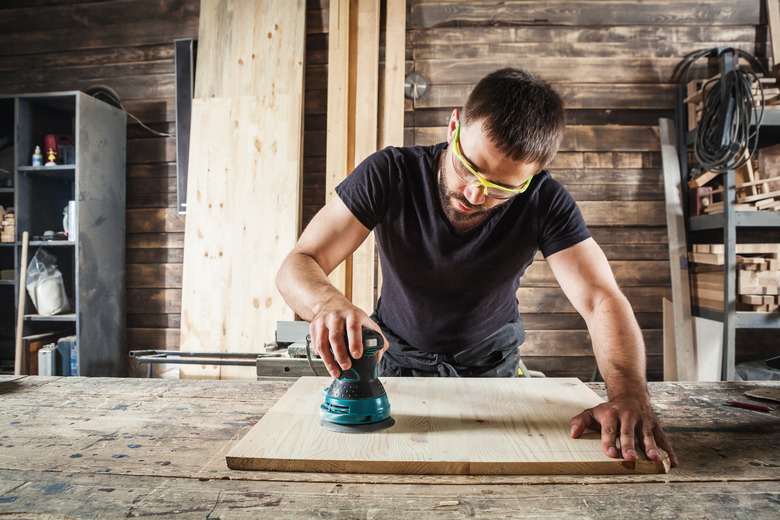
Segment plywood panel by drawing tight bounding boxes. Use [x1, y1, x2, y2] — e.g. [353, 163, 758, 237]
[226, 376, 670, 474]
[180, 0, 306, 379]
[325, 0, 350, 294]
[194, 0, 305, 99]
[180, 96, 301, 379]
[349, 0, 380, 313]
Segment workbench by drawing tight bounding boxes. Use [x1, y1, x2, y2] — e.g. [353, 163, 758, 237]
[0, 376, 777, 519]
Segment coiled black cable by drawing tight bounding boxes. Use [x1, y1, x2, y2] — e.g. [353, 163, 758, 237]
[694, 67, 764, 172]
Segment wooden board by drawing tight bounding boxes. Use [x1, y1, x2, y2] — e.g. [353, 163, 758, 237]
[659, 118, 696, 381]
[226, 376, 670, 474]
[325, 0, 350, 294]
[180, 0, 306, 379]
[348, 0, 380, 313]
[194, 0, 304, 99]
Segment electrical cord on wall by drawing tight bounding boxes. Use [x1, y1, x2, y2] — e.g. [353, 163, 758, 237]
[675, 48, 768, 176]
[82, 85, 173, 138]
[695, 66, 763, 173]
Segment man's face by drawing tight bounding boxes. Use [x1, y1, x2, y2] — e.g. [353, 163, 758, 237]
[438, 117, 540, 226]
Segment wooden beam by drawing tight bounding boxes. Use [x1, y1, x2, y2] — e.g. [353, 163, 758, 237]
[659, 118, 697, 381]
[662, 297, 678, 381]
[349, 0, 380, 314]
[325, 0, 351, 295]
[180, 0, 306, 379]
[768, 0, 780, 77]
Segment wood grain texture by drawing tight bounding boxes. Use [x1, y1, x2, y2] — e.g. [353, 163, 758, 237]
[180, 0, 306, 379]
[194, 0, 305, 99]
[179, 96, 302, 379]
[659, 118, 696, 381]
[325, 0, 350, 294]
[348, 0, 380, 313]
[226, 376, 670, 474]
[0, 377, 777, 518]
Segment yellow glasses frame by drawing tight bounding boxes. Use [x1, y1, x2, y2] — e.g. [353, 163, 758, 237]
[451, 121, 533, 199]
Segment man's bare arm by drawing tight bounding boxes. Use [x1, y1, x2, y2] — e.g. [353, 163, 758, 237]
[546, 238, 678, 466]
[276, 197, 385, 376]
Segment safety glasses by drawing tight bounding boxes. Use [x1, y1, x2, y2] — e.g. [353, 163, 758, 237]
[451, 120, 533, 199]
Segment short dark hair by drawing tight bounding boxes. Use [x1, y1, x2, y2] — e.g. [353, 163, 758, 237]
[461, 67, 565, 167]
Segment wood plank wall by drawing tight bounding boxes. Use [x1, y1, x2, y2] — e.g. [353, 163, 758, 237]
[0, 1, 773, 380]
[405, 0, 772, 380]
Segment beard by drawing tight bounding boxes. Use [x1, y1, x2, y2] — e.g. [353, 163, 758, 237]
[438, 168, 498, 224]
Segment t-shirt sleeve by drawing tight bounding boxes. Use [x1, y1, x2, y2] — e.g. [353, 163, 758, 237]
[334, 147, 399, 231]
[537, 178, 592, 258]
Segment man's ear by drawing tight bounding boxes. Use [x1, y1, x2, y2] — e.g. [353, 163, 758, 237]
[446, 108, 460, 143]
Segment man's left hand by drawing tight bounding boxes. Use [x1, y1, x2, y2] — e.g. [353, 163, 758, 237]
[569, 394, 678, 467]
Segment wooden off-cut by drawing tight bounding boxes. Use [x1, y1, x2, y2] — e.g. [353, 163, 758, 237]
[226, 377, 670, 475]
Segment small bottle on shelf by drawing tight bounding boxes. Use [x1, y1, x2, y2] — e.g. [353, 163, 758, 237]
[32, 146, 43, 166]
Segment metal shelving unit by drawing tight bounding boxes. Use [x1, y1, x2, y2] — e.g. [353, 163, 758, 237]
[676, 49, 780, 381]
[0, 92, 127, 376]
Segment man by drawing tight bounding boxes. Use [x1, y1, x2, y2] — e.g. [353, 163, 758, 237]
[276, 67, 677, 466]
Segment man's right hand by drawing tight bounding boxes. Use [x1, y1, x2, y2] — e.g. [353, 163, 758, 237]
[309, 304, 388, 378]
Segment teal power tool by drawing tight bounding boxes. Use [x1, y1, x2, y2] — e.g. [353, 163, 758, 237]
[317, 328, 395, 434]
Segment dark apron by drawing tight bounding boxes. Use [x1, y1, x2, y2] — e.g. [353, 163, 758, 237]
[372, 312, 525, 378]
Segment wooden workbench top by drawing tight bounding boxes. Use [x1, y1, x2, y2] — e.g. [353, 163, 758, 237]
[0, 376, 777, 518]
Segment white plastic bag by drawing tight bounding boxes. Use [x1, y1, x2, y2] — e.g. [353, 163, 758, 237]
[26, 248, 71, 316]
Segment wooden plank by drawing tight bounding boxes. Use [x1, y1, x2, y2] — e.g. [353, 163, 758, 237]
[409, 25, 758, 46]
[409, 1, 760, 28]
[689, 251, 725, 265]
[768, 0, 780, 75]
[410, 125, 660, 152]
[520, 260, 670, 287]
[379, 0, 406, 150]
[325, 0, 351, 204]
[522, 330, 662, 357]
[659, 118, 696, 381]
[180, 97, 301, 379]
[413, 41, 759, 61]
[194, 0, 304, 99]
[349, 0, 380, 313]
[414, 57, 707, 85]
[325, 0, 351, 295]
[518, 286, 669, 314]
[180, 0, 306, 379]
[376, 0, 406, 302]
[226, 376, 670, 474]
[662, 297, 677, 381]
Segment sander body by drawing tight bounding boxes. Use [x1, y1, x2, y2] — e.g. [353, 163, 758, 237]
[319, 328, 396, 433]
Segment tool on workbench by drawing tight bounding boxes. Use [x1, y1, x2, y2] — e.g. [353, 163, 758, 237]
[314, 328, 395, 434]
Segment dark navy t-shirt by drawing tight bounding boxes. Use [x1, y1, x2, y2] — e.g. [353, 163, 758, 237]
[335, 143, 591, 354]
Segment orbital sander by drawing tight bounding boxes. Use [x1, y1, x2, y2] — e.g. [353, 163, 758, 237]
[318, 328, 396, 433]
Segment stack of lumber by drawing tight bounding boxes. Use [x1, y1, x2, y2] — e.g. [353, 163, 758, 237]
[0, 206, 12, 242]
[755, 78, 780, 106]
[689, 244, 780, 312]
[687, 150, 780, 216]
[684, 71, 780, 215]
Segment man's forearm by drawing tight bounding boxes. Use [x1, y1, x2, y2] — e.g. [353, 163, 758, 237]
[585, 293, 649, 400]
[275, 251, 352, 323]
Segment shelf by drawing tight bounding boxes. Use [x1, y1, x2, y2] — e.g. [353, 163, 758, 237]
[2, 91, 127, 376]
[690, 211, 780, 231]
[693, 306, 780, 328]
[17, 165, 75, 180]
[760, 106, 780, 126]
[0, 280, 14, 286]
[0, 187, 13, 193]
[18, 165, 75, 172]
[0, 242, 15, 247]
[29, 240, 74, 247]
[24, 313, 76, 322]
